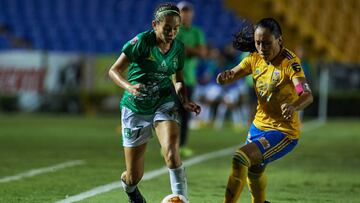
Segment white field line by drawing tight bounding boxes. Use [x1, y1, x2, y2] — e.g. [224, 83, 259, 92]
[54, 147, 238, 203]
[0, 160, 86, 183]
[55, 120, 325, 203]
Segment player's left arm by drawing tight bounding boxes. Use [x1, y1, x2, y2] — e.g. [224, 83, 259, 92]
[281, 77, 313, 119]
[185, 45, 206, 58]
[173, 71, 201, 115]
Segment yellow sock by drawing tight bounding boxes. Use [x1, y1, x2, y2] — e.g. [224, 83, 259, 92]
[224, 150, 250, 203]
[247, 170, 267, 203]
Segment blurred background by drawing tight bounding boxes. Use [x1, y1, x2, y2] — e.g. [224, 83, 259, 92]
[0, 0, 358, 116]
[0, 0, 359, 202]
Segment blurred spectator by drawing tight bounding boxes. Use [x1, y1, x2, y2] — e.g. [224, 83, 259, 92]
[176, 1, 206, 157]
[58, 61, 83, 113]
[191, 45, 223, 128]
[214, 44, 251, 131]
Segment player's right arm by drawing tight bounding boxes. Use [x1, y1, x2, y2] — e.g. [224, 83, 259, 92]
[108, 53, 144, 97]
[216, 55, 252, 85]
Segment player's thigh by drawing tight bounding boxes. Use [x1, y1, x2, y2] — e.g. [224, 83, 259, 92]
[153, 101, 181, 147]
[154, 120, 180, 150]
[239, 142, 264, 166]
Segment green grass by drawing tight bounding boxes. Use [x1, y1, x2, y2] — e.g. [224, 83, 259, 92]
[0, 114, 359, 203]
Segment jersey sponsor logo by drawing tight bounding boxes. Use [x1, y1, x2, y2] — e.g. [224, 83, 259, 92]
[259, 137, 271, 150]
[291, 62, 302, 72]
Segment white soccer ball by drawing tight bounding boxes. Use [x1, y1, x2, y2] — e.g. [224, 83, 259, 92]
[161, 194, 189, 203]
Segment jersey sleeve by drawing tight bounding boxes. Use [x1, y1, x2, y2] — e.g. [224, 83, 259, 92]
[238, 55, 253, 76]
[285, 57, 306, 80]
[196, 29, 206, 46]
[121, 35, 145, 62]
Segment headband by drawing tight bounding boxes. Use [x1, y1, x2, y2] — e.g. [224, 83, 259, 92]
[156, 10, 180, 18]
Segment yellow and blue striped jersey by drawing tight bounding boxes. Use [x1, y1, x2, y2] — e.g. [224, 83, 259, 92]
[239, 48, 306, 139]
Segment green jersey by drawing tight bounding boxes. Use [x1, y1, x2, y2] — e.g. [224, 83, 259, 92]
[121, 30, 185, 115]
[176, 25, 206, 86]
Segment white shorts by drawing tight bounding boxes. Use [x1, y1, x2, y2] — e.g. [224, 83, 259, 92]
[121, 102, 180, 147]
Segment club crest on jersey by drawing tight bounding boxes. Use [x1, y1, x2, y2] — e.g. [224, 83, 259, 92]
[255, 68, 260, 75]
[160, 60, 168, 72]
[124, 128, 132, 138]
[259, 137, 270, 149]
[272, 69, 281, 82]
[130, 36, 139, 45]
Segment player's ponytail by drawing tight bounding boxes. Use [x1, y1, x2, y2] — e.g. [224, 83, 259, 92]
[233, 22, 256, 52]
[154, 3, 181, 23]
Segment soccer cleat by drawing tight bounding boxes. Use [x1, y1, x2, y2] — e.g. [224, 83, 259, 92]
[125, 187, 147, 203]
[264, 201, 271, 203]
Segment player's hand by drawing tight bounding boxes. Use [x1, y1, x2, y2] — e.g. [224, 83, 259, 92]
[182, 101, 201, 116]
[281, 103, 295, 119]
[128, 83, 146, 97]
[216, 70, 235, 85]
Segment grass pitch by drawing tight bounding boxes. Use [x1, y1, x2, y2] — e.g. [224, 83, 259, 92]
[0, 114, 359, 203]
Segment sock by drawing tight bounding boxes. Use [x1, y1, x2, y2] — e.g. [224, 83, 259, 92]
[224, 150, 251, 203]
[121, 178, 136, 193]
[247, 170, 267, 203]
[169, 165, 188, 198]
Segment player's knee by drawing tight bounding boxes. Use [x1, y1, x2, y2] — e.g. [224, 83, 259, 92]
[248, 165, 265, 180]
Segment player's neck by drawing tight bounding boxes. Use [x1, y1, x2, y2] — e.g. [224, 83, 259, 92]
[269, 48, 282, 65]
[157, 42, 172, 54]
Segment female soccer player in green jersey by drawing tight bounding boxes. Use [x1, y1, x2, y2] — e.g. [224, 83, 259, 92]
[109, 3, 200, 203]
[217, 18, 313, 203]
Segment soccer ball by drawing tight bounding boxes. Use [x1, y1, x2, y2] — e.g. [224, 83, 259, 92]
[161, 194, 189, 203]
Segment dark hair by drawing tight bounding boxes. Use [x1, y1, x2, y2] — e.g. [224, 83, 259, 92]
[255, 18, 282, 38]
[154, 3, 181, 23]
[233, 18, 282, 52]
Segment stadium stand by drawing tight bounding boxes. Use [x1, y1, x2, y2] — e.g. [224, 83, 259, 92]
[0, 0, 245, 53]
[225, 0, 360, 62]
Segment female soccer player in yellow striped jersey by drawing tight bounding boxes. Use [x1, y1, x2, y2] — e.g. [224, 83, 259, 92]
[217, 18, 313, 203]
